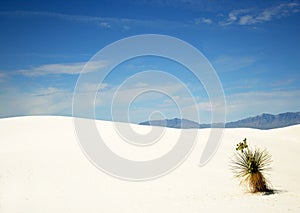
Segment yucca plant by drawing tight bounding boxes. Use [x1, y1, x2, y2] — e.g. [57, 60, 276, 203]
[230, 138, 272, 193]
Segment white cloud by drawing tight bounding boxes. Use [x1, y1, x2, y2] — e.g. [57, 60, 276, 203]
[239, 15, 254, 25]
[76, 82, 109, 93]
[1, 73, 299, 124]
[179, 89, 300, 123]
[195, 17, 213, 25]
[98, 22, 111, 28]
[225, 90, 300, 121]
[0, 72, 8, 82]
[213, 55, 256, 72]
[220, 2, 300, 26]
[1, 62, 201, 121]
[271, 79, 295, 88]
[92, 75, 202, 123]
[96, 81, 186, 107]
[0, 11, 113, 25]
[16, 61, 106, 77]
[0, 87, 72, 117]
[1, 3, 298, 31]
[0, 11, 156, 30]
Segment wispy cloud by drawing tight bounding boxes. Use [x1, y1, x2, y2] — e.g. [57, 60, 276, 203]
[0, 75, 196, 121]
[213, 55, 256, 72]
[130, 0, 236, 13]
[220, 2, 300, 26]
[0, 10, 169, 30]
[2, 66, 300, 123]
[194, 17, 213, 25]
[0, 86, 72, 117]
[15, 61, 106, 77]
[271, 78, 295, 88]
[1, 3, 298, 31]
[225, 90, 300, 120]
[182, 89, 300, 123]
[0, 72, 8, 82]
[0, 11, 135, 28]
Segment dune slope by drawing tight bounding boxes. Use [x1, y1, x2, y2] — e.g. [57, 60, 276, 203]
[0, 116, 300, 213]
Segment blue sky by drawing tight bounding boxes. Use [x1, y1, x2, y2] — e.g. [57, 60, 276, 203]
[0, 0, 300, 123]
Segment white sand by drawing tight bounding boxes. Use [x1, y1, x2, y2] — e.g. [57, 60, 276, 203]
[0, 116, 300, 212]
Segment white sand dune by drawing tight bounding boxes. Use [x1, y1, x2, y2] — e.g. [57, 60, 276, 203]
[0, 116, 300, 212]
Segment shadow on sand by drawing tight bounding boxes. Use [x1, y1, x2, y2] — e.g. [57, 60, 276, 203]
[262, 189, 287, 196]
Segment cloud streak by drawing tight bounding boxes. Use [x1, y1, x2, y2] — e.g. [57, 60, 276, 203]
[195, 17, 213, 25]
[213, 55, 256, 72]
[0, 2, 298, 32]
[0, 10, 178, 30]
[14, 61, 107, 77]
[0, 11, 140, 28]
[0, 86, 72, 117]
[0, 72, 8, 82]
[1, 70, 300, 123]
[225, 90, 300, 121]
[220, 2, 300, 26]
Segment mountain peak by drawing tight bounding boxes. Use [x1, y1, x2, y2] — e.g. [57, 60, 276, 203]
[139, 111, 300, 129]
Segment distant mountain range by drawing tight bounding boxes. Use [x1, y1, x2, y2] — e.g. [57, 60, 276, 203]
[140, 118, 200, 129]
[139, 112, 300, 130]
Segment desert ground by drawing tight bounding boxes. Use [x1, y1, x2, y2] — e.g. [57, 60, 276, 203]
[0, 116, 299, 212]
